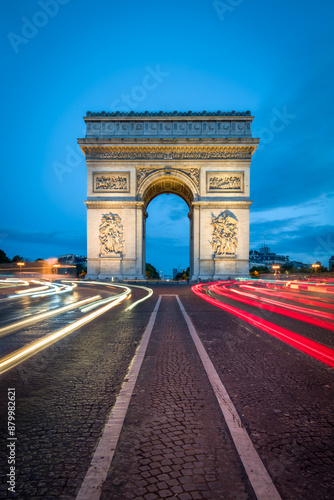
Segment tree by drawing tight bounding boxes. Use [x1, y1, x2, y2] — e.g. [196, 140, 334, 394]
[249, 265, 270, 277]
[173, 267, 190, 281]
[0, 249, 11, 263]
[12, 255, 24, 262]
[76, 263, 87, 277]
[146, 263, 160, 279]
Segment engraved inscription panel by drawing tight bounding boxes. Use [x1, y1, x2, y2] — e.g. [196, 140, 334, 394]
[93, 172, 130, 193]
[207, 172, 244, 193]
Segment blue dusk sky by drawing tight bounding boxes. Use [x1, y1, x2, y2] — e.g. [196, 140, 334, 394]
[1, 0, 334, 275]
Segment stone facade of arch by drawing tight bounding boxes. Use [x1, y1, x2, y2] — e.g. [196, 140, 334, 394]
[79, 111, 259, 280]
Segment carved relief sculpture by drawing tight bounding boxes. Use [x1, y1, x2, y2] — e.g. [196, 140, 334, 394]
[99, 213, 124, 256]
[83, 146, 255, 161]
[136, 166, 200, 189]
[94, 173, 129, 192]
[207, 172, 244, 192]
[210, 211, 238, 256]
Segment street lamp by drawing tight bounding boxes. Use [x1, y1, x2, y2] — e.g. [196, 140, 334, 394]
[311, 263, 320, 273]
[17, 261, 25, 276]
[272, 265, 280, 277]
[53, 264, 60, 275]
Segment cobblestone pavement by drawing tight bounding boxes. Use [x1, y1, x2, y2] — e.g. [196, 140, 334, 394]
[0, 284, 333, 499]
[180, 290, 334, 500]
[0, 286, 154, 499]
[101, 295, 255, 500]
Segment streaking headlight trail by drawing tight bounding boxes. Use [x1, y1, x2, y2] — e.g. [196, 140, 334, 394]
[0, 291, 129, 375]
[0, 295, 102, 337]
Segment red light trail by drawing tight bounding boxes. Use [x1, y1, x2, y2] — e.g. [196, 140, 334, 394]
[192, 282, 334, 368]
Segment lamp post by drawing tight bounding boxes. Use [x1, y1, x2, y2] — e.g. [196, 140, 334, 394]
[17, 261, 25, 276]
[272, 265, 280, 278]
[53, 264, 60, 275]
[311, 263, 320, 273]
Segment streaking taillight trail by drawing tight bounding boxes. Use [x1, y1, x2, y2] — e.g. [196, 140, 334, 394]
[209, 284, 334, 331]
[192, 283, 334, 368]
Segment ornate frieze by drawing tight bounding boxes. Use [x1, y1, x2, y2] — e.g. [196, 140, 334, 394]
[93, 172, 130, 192]
[136, 166, 200, 188]
[99, 213, 124, 256]
[210, 211, 238, 256]
[207, 172, 244, 193]
[83, 146, 255, 160]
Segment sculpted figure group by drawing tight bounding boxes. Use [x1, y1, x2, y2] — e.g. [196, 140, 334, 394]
[211, 212, 238, 255]
[99, 213, 124, 256]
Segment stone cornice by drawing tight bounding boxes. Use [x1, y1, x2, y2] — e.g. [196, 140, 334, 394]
[85, 110, 253, 119]
[79, 137, 258, 145]
[192, 201, 252, 209]
[85, 201, 144, 209]
[80, 144, 258, 161]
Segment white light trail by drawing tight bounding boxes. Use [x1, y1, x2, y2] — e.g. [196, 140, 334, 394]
[125, 285, 153, 310]
[8, 280, 76, 299]
[0, 295, 102, 338]
[0, 293, 129, 375]
[67, 281, 154, 311]
[15, 285, 49, 294]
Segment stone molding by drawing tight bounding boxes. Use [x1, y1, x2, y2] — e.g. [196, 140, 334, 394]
[192, 201, 252, 209]
[81, 145, 256, 160]
[137, 166, 200, 188]
[86, 110, 252, 117]
[85, 201, 144, 209]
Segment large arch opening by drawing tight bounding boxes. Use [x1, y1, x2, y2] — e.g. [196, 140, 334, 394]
[146, 194, 190, 279]
[139, 172, 197, 279]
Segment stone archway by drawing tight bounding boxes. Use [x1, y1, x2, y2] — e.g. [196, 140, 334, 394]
[79, 111, 259, 280]
[138, 169, 198, 278]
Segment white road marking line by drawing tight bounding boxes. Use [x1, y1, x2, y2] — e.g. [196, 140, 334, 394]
[176, 295, 282, 500]
[76, 296, 162, 500]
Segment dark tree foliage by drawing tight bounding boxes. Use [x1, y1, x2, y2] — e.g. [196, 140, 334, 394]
[249, 265, 270, 277]
[76, 263, 87, 277]
[12, 255, 24, 262]
[0, 249, 11, 263]
[146, 263, 160, 279]
[173, 267, 190, 281]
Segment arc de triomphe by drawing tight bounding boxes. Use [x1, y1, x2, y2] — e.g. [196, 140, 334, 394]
[78, 111, 259, 280]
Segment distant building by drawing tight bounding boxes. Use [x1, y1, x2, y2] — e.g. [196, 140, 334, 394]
[329, 256, 334, 270]
[249, 245, 289, 268]
[289, 261, 309, 270]
[58, 254, 87, 264]
[173, 268, 178, 278]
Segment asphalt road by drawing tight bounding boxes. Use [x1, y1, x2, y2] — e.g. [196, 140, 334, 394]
[0, 281, 333, 499]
